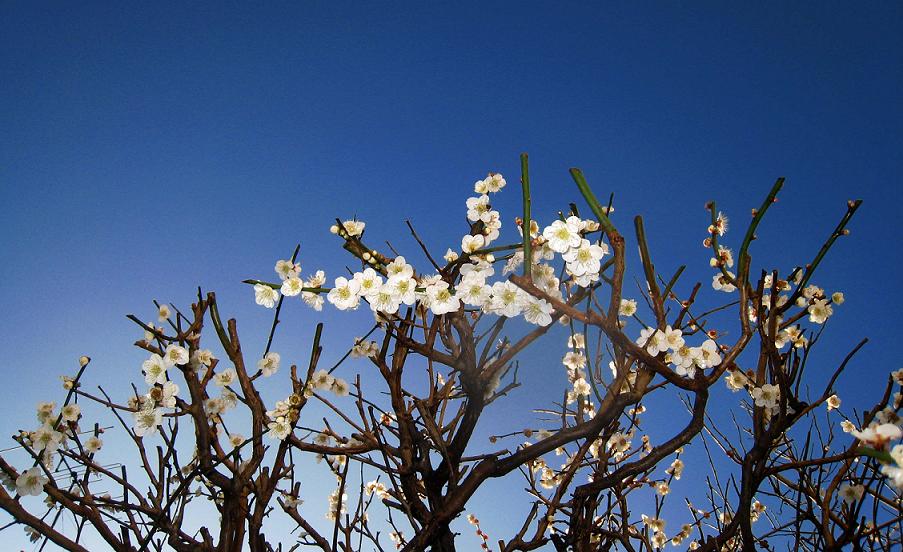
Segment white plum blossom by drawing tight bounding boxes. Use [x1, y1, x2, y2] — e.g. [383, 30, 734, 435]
[750, 384, 780, 410]
[281, 277, 304, 296]
[712, 272, 736, 292]
[30, 425, 63, 454]
[157, 304, 171, 322]
[636, 327, 667, 356]
[425, 281, 459, 315]
[489, 281, 525, 317]
[149, 380, 179, 408]
[327, 277, 361, 310]
[213, 368, 237, 387]
[388, 277, 417, 306]
[568, 333, 585, 350]
[808, 299, 833, 324]
[474, 173, 506, 194]
[619, 299, 637, 317]
[258, 352, 281, 377]
[839, 483, 865, 503]
[268, 419, 291, 440]
[461, 234, 484, 254]
[133, 408, 164, 438]
[386, 256, 414, 280]
[458, 275, 491, 307]
[36, 402, 55, 424]
[142, 354, 168, 385]
[523, 298, 553, 326]
[60, 403, 80, 423]
[460, 260, 494, 280]
[661, 326, 684, 351]
[302, 270, 327, 311]
[163, 344, 189, 367]
[254, 283, 279, 308]
[465, 195, 493, 223]
[354, 268, 383, 298]
[563, 238, 608, 276]
[16, 467, 48, 496]
[880, 445, 903, 489]
[725, 369, 748, 391]
[275, 259, 301, 281]
[697, 339, 722, 368]
[370, 284, 402, 314]
[542, 217, 582, 253]
[351, 339, 379, 359]
[826, 394, 841, 411]
[331, 378, 350, 396]
[850, 423, 902, 448]
[563, 351, 587, 371]
[84, 436, 103, 454]
[331, 220, 365, 237]
[192, 349, 216, 367]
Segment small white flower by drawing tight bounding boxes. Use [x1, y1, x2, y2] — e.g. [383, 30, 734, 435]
[542, 217, 582, 253]
[489, 281, 525, 317]
[697, 339, 722, 368]
[826, 394, 841, 411]
[386, 256, 414, 280]
[327, 277, 361, 310]
[461, 234, 485, 254]
[157, 304, 171, 322]
[426, 281, 460, 315]
[60, 403, 80, 422]
[562, 238, 608, 276]
[258, 352, 281, 377]
[443, 248, 459, 262]
[839, 483, 864, 503]
[354, 268, 383, 298]
[84, 435, 103, 454]
[523, 298, 553, 326]
[336, 220, 365, 237]
[636, 327, 667, 356]
[16, 467, 48, 496]
[213, 368, 237, 387]
[142, 354, 168, 385]
[133, 408, 164, 438]
[388, 277, 417, 306]
[370, 284, 402, 315]
[808, 299, 833, 324]
[331, 378, 350, 396]
[254, 284, 280, 308]
[163, 344, 189, 367]
[275, 259, 301, 281]
[850, 423, 902, 448]
[281, 277, 304, 297]
[458, 275, 491, 308]
[466, 195, 493, 223]
[750, 384, 780, 409]
[712, 272, 736, 293]
[619, 299, 637, 317]
[268, 420, 291, 440]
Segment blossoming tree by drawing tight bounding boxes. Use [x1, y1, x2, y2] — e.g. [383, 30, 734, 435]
[2, 157, 901, 551]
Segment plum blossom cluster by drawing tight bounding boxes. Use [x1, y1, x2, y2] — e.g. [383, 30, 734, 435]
[636, 325, 722, 379]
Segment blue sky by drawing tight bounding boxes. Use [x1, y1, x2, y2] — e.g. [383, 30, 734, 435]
[1, 2, 901, 549]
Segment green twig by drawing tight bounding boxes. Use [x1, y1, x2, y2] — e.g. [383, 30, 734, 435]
[520, 153, 532, 279]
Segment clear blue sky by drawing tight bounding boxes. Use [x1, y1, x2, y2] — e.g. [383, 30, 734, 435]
[1, 2, 901, 549]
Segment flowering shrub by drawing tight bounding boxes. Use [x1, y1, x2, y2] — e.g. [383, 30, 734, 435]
[1, 156, 900, 551]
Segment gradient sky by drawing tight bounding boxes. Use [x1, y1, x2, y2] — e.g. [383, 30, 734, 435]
[1, 2, 901, 550]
